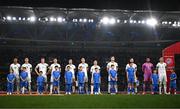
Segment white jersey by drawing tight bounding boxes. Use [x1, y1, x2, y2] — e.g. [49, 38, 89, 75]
[78, 63, 88, 77]
[21, 63, 32, 74]
[107, 62, 118, 71]
[156, 62, 167, 75]
[65, 64, 76, 75]
[125, 63, 137, 71]
[10, 63, 21, 75]
[35, 63, 48, 76]
[50, 63, 61, 74]
[90, 65, 101, 74]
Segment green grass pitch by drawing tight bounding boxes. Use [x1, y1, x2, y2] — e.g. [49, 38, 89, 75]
[0, 94, 180, 108]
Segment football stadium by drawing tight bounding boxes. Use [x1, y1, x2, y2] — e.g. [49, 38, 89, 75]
[0, 0, 180, 108]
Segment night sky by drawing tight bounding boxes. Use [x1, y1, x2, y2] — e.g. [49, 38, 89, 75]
[0, 0, 180, 11]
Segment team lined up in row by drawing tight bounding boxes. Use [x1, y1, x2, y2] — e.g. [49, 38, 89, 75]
[6, 56, 177, 95]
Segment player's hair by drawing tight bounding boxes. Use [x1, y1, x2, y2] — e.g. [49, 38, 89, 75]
[41, 57, 45, 59]
[111, 64, 115, 67]
[153, 68, 157, 72]
[55, 65, 59, 68]
[53, 58, 57, 60]
[22, 66, 26, 69]
[159, 57, 163, 61]
[95, 67, 98, 69]
[111, 56, 115, 58]
[13, 57, 18, 61]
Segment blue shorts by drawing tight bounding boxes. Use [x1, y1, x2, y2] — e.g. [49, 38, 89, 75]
[53, 81, 59, 87]
[20, 81, 28, 87]
[128, 77, 135, 83]
[170, 83, 176, 89]
[110, 81, 117, 85]
[78, 83, 84, 87]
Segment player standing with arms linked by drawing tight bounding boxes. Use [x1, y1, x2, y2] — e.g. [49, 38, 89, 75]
[21, 57, 32, 94]
[35, 58, 49, 93]
[78, 58, 89, 94]
[10, 58, 21, 94]
[156, 57, 168, 94]
[107, 56, 118, 94]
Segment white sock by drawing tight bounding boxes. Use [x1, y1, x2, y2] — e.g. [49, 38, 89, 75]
[58, 85, 60, 94]
[50, 84, 53, 94]
[108, 83, 110, 93]
[98, 87, 101, 93]
[159, 87, 162, 94]
[164, 85, 167, 94]
[91, 85, 94, 94]
[22, 87, 25, 94]
[29, 82, 31, 93]
[135, 88, 137, 93]
[115, 85, 118, 93]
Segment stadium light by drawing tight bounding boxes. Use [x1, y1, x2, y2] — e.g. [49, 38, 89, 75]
[146, 18, 158, 26]
[130, 20, 133, 23]
[79, 19, 83, 22]
[73, 19, 78, 22]
[18, 17, 21, 20]
[88, 19, 93, 23]
[83, 18, 87, 22]
[30, 16, 36, 22]
[45, 18, 48, 21]
[124, 20, 127, 23]
[3, 17, 6, 20]
[101, 17, 116, 25]
[101, 17, 109, 25]
[12, 17, 16, 20]
[22, 17, 26, 21]
[27, 17, 30, 21]
[117, 19, 120, 23]
[109, 18, 116, 24]
[62, 18, 65, 22]
[57, 17, 63, 22]
[50, 17, 56, 22]
[141, 20, 145, 24]
[6, 16, 12, 20]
